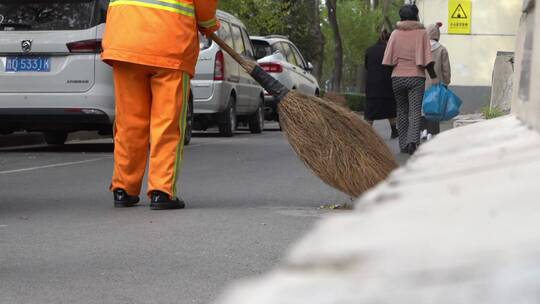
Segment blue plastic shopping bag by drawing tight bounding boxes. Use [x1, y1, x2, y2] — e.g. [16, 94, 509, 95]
[423, 83, 463, 122]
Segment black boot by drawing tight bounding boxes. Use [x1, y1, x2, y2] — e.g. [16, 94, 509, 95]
[150, 191, 185, 210]
[113, 189, 140, 208]
[406, 143, 417, 155]
[390, 125, 399, 139]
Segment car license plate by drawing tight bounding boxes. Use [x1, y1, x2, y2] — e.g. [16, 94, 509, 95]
[5, 56, 51, 72]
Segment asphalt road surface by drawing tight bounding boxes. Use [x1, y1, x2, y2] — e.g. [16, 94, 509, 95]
[0, 121, 404, 304]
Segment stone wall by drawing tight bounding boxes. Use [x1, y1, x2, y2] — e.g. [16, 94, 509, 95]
[512, 0, 540, 131]
[416, 0, 521, 113]
[490, 52, 515, 112]
[215, 116, 540, 304]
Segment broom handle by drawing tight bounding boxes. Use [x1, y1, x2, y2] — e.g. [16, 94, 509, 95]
[209, 32, 254, 72]
[208, 32, 289, 100]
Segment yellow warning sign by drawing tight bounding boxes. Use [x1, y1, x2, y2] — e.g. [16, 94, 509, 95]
[448, 0, 471, 34]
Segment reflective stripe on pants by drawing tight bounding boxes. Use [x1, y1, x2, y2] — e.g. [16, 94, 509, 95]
[111, 61, 190, 198]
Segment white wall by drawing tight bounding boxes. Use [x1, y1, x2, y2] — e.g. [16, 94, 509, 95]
[512, 1, 540, 131]
[415, 0, 521, 87]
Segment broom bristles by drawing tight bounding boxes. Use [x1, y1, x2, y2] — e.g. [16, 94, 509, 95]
[278, 91, 398, 198]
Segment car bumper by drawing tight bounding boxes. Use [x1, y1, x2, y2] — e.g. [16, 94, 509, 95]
[0, 84, 115, 132]
[0, 108, 112, 132]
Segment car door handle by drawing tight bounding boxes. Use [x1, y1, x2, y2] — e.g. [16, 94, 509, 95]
[228, 76, 240, 83]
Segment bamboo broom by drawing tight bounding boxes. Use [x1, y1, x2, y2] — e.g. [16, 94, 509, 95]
[209, 33, 398, 198]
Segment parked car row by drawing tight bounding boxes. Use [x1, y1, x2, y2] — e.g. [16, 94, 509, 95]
[0, 0, 319, 145]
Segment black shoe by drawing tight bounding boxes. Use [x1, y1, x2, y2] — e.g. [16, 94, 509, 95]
[406, 143, 417, 155]
[391, 126, 399, 139]
[150, 191, 185, 210]
[113, 189, 140, 208]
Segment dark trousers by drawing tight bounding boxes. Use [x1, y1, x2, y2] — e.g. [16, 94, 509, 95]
[421, 117, 441, 135]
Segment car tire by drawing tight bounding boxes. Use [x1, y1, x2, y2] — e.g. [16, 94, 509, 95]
[44, 131, 68, 145]
[184, 97, 193, 145]
[249, 99, 265, 134]
[218, 95, 236, 137]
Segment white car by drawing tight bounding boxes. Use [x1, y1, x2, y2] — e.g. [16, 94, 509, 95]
[0, 0, 193, 145]
[250, 35, 320, 121]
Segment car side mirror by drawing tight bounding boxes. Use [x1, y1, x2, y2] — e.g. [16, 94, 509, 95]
[306, 62, 314, 71]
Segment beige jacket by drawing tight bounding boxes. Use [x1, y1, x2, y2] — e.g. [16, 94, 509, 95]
[426, 41, 451, 88]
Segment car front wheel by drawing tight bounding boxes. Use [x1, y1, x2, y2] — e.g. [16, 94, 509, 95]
[218, 95, 236, 137]
[249, 99, 265, 134]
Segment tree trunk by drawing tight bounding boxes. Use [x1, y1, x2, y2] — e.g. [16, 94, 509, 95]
[326, 0, 343, 91]
[310, 0, 324, 81]
[381, 0, 393, 30]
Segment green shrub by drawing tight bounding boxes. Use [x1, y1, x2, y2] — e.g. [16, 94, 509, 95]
[320, 91, 365, 112]
[481, 106, 505, 119]
[343, 93, 365, 112]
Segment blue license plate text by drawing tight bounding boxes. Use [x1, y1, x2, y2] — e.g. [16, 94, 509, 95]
[6, 56, 51, 72]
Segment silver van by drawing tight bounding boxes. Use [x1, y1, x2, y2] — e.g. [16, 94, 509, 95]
[0, 0, 194, 145]
[192, 11, 264, 137]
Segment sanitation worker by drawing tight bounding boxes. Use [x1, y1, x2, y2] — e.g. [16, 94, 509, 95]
[101, 0, 220, 210]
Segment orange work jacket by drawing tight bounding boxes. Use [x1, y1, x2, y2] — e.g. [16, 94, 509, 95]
[101, 0, 220, 77]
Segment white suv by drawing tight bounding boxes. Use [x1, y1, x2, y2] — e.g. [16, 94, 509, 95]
[0, 0, 193, 145]
[250, 35, 320, 121]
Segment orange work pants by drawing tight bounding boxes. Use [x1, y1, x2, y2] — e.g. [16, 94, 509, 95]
[110, 61, 190, 198]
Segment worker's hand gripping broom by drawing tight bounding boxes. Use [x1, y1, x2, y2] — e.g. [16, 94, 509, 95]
[209, 33, 398, 198]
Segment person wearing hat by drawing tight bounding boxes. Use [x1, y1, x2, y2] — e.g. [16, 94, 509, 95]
[422, 22, 452, 136]
[383, 4, 438, 155]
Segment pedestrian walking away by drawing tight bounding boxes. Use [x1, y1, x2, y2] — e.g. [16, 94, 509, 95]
[364, 29, 399, 139]
[383, 4, 438, 155]
[101, 0, 220, 210]
[421, 22, 452, 137]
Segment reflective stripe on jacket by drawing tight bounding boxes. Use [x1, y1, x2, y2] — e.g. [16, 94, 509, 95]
[101, 0, 219, 76]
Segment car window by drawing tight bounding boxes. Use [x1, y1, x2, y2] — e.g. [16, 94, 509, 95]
[0, 0, 100, 31]
[199, 33, 211, 50]
[252, 40, 272, 59]
[280, 42, 298, 66]
[218, 20, 233, 48]
[240, 28, 254, 58]
[290, 44, 307, 69]
[93, 0, 108, 24]
[198, 19, 230, 51]
[271, 42, 284, 54]
[231, 25, 245, 55]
